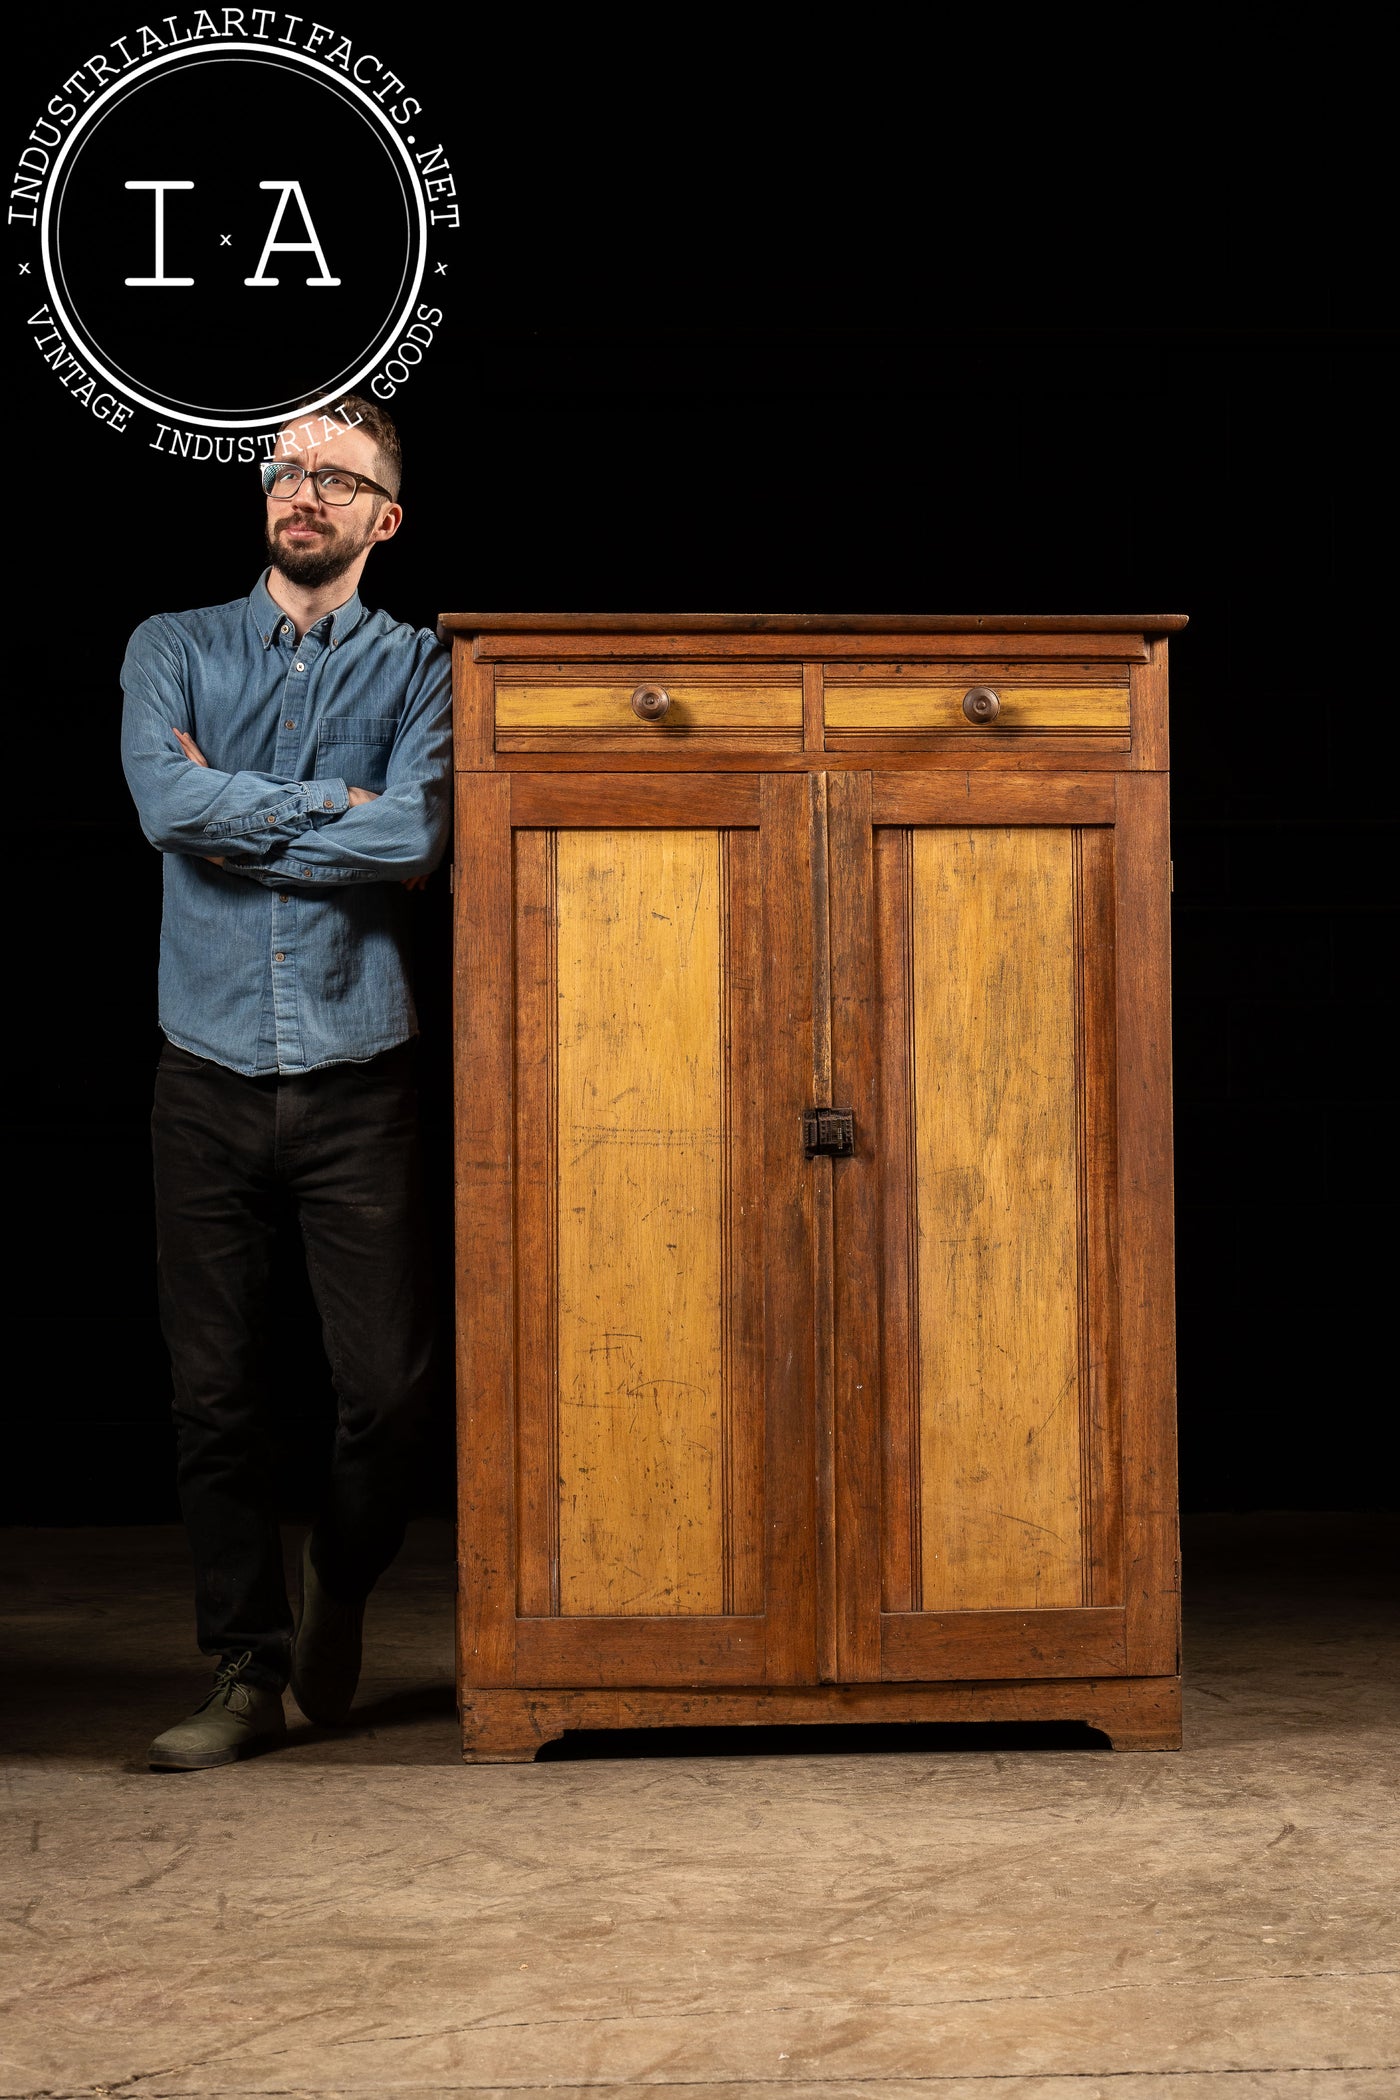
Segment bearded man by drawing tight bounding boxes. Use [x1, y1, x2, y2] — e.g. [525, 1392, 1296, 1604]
[120, 396, 451, 1769]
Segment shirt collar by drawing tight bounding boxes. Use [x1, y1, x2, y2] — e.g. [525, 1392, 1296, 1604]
[249, 569, 367, 651]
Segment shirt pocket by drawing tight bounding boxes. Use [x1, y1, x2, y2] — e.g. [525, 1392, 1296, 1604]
[316, 717, 400, 795]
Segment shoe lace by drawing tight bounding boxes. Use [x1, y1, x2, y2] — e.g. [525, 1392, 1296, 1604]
[197, 1650, 258, 1715]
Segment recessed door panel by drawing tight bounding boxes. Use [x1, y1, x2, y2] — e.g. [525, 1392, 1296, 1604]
[551, 828, 726, 1615]
[911, 827, 1084, 1609]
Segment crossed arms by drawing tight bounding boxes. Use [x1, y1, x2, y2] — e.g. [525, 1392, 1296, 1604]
[170, 726, 428, 883]
[120, 617, 452, 890]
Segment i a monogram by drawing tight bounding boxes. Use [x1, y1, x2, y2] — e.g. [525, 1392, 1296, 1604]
[124, 178, 339, 287]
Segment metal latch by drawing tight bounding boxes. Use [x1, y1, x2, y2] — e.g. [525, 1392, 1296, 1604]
[803, 1108, 855, 1158]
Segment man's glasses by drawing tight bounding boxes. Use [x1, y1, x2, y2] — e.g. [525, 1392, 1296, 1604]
[261, 462, 394, 506]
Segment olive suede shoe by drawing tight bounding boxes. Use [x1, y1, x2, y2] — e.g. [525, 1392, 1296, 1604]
[147, 1653, 287, 1770]
[290, 1534, 365, 1727]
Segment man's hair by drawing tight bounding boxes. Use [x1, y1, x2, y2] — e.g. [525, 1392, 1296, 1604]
[283, 394, 403, 499]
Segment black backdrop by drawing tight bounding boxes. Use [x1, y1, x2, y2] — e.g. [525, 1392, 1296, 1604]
[7, 9, 1395, 1522]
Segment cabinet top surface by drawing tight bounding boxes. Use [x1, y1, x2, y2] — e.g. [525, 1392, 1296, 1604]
[437, 612, 1188, 636]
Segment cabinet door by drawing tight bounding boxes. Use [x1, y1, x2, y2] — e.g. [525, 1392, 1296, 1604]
[456, 773, 821, 1690]
[828, 772, 1178, 1685]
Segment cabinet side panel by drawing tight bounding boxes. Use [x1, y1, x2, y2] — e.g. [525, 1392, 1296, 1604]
[913, 827, 1084, 1609]
[1113, 774, 1180, 1671]
[554, 830, 726, 1615]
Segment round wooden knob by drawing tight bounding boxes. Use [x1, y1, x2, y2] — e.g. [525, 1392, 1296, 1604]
[962, 686, 1001, 722]
[631, 684, 671, 720]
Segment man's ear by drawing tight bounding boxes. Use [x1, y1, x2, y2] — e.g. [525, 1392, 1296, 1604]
[373, 501, 404, 545]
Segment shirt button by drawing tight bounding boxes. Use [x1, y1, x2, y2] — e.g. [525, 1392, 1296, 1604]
[281, 623, 290, 635]
[323, 798, 333, 809]
[278, 893, 290, 903]
[294, 662, 306, 672]
[284, 719, 295, 730]
[266, 813, 276, 824]
[274, 952, 285, 963]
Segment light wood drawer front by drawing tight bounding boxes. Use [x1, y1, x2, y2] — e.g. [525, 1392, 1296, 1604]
[826, 685, 1130, 732]
[497, 682, 803, 732]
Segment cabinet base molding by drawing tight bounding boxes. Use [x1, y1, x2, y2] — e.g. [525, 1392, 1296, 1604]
[459, 1676, 1182, 1762]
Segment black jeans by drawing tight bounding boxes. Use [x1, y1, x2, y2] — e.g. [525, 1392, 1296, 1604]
[152, 1040, 434, 1689]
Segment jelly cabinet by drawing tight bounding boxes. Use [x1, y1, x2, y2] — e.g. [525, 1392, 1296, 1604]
[440, 614, 1185, 1759]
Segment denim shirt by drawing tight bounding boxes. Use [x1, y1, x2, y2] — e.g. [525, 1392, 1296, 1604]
[121, 571, 452, 1076]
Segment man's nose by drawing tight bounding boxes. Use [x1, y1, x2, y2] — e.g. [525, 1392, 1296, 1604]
[290, 475, 324, 508]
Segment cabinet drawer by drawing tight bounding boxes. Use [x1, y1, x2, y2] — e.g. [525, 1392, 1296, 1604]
[825, 671, 1130, 735]
[496, 675, 803, 746]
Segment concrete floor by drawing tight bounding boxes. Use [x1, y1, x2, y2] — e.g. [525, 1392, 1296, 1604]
[1, 1514, 1395, 2100]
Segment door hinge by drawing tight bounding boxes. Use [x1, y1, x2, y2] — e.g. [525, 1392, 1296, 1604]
[803, 1107, 855, 1158]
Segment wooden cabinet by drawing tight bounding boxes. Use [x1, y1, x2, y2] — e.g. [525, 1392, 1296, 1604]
[442, 615, 1184, 1759]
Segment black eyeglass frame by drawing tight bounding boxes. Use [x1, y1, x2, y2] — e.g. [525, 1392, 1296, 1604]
[260, 462, 396, 505]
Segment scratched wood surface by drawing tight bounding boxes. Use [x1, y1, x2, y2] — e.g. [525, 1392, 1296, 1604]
[719, 830, 767, 1616]
[822, 664, 1133, 685]
[471, 633, 1154, 663]
[825, 687, 1130, 732]
[453, 776, 515, 1685]
[911, 827, 1085, 1610]
[874, 828, 921, 1614]
[461, 1673, 1182, 1760]
[440, 612, 1187, 633]
[554, 830, 727, 1615]
[496, 684, 803, 730]
[513, 831, 560, 1617]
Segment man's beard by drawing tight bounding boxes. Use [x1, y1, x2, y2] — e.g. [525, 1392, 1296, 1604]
[266, 514, 374, 589]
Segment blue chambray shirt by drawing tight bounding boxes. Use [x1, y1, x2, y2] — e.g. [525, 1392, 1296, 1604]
[121, 571, 452, 1076]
